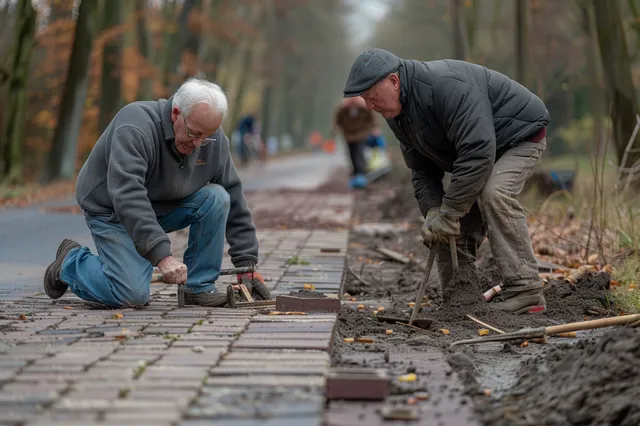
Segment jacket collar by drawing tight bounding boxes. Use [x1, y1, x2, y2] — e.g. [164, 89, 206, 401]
[160, 96, 184, 159]
[161, 96, 176, 142]
[398, 60, 412, 109]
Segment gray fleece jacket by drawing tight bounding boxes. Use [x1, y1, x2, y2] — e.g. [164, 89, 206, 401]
[75, 97, 258, 267]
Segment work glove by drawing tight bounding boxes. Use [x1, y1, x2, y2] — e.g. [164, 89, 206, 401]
[237, 270, 272, 300]
[421, 205, 462, 248]
[157, 256, 188, 284]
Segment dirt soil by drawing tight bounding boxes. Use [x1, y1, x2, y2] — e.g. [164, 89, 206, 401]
[331, 164, 634, 425]
[288, 289, 328, 298]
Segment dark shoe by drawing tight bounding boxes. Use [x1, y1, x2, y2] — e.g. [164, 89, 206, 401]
[184, 290, 227, 307]
[491, 289, 546, 314]
[44, 239, 80, 299]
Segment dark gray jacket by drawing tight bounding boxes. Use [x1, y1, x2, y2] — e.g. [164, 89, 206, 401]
[76, 97, 258, 267]
[386, 59, 550, 217]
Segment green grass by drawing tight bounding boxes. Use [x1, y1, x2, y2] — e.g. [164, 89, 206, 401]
[286, 256, 309, 265]
[0, 185, 28, 200]
[611, 257, 640, 314]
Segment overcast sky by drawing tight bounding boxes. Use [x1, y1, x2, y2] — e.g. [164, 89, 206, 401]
[346, 0, 391, 47]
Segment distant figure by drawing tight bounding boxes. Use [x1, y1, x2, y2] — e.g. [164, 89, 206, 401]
[333, 96, 376, 188]
[236, 113, 257, 167]
[309, 130, 324, 152]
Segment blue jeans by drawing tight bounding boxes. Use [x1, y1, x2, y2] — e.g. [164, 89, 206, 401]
[61, 184, 230, 308]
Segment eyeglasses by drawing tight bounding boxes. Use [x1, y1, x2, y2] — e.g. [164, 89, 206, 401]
[182, 115, 216, 146]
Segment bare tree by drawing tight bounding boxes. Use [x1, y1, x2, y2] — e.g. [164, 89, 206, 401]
[516, 0, 529, 87]
[0, 0, 37, 183]
[98, 0, 123, 133]
[593, 0, 640, 168]
[44, 0, 97, 183]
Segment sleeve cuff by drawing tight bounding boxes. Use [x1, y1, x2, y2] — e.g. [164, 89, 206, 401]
[440, 203, 466, 219]
[232, 257, 258, 268]
[146, 240, 172, 266]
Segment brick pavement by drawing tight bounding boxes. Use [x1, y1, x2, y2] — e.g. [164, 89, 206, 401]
[0, 191, 351, 426]
[0, 188, 479, 425]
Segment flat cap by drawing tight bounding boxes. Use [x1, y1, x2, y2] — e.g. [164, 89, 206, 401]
[343, 48, 400, 98]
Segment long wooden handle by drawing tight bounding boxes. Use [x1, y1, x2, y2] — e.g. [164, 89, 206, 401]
[449, 236, 458, 272]
[409, 249, 437, 325]
[546, 314, 640, 335]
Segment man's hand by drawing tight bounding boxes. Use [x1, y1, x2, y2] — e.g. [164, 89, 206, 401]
[237, 271, 271, 300]
[158, 256, 187, 284]
[421, 213, 461, 248]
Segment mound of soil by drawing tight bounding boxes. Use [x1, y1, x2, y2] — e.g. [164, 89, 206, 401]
[479, 327, 640, 426]
[544, 272, 612, 321]
[288, 289, 328, 298]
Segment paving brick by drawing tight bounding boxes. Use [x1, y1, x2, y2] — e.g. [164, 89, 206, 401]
[219, 359, 329, 369]
[276, 295, 341, 313]
[25, 412, 99, 425]
[239, 332, 332, 340]
[251, 314, 336, 323]
[23, 363, 88, 373]
[181, 419, 322, 426]
[134, 377, 204, 390]
[52, 397, 111, 411]
[223, 351, 330, 362]
[211, 365, 327, 376]
[103, 410, 181, 424]
[127, 388, 196, 403]
[233, 338, 331, 351]
[246, 322, 335, 332]
[190, 386, 324, 419]
[141, 365, 209, 379]
[155, 352, 226, 366]
[0, 391, 59, 406]
[171, 340, 230, 348]
[325, 368, 389, 401]
[205, 375, 325, 388]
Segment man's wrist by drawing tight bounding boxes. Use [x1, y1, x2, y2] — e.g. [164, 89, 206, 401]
[439, 203, 464, 219]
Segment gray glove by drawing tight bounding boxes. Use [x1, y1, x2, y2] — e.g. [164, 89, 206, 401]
[421, 205, 463, 248]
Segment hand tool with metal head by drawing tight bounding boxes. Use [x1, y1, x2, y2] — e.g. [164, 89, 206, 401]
[156, 266, 257, 307]
[450, 313, 640, 348]
[409, 236, 458, 326]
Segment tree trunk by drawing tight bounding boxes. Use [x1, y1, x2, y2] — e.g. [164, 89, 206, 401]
[44, 0, 97, 183]
[451, 0, 466, 60]
[579, 0, 606, 158]
[228, 43, 256, 130]
[135, 0, 153, 100]
[98, 0, 123, 134]
[160, 0, 178, 95]
[260, 84, 272, 140]
[593, 0, 640, 169]
[0, 0, 37, 184]
[177, 0, 201, 83]
[515, 0, 529, 87]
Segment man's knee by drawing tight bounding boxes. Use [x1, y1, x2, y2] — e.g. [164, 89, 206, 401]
[200, 184, 230, 214]
[118, 289, 149, 307]
[107, 267, 152, 307]
[479, 181, 510, 210]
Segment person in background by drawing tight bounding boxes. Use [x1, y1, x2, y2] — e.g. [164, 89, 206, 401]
[333, 96, 376, 188]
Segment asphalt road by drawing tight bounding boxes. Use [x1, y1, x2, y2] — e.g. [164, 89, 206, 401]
[0, 150, 347, 298]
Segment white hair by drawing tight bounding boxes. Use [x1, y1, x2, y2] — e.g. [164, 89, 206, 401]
[172, 78, 229, 119]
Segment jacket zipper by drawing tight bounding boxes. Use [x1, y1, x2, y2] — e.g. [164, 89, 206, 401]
[174, 156, 185, 197]
[400, 112, 439, 164]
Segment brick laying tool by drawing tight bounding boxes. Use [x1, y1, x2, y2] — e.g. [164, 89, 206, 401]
[450, 313, 640, 348]
[409, 236, 458, 326]
[155, 266, 257, 307]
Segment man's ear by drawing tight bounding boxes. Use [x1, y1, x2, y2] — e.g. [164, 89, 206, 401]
[171, 107, 180, 122]
[390, 73, 400, 91]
